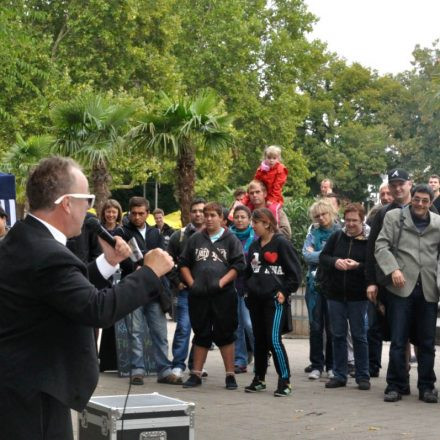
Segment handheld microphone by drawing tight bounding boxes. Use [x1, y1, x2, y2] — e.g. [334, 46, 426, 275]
[127, 237, 144, 263]
[84, 216, 117, 248]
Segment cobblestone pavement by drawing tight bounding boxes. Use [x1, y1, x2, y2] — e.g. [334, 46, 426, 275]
[74, 322, 440, 440]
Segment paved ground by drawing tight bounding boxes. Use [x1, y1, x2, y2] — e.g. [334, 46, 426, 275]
[74, 322, 440, 440]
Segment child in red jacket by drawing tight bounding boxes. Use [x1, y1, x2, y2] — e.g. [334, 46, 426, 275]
[239, 146, 288, 224]
[254, 145, 288, 206]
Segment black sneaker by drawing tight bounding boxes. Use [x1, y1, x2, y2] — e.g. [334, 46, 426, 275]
[274, 379, 292, 397]
[244, 377, 266, 393]
[419, 389, 438, 403]
[358, 379, 371, 391]
[304, 364, 313, 373]
[182, 373, 202, 388]
[401, 385, 411, 395]
[369, 370, 380, 378]
[384, 390, 401, 402]
[225, 374, 238, 390]
[325, 378, 346, 389]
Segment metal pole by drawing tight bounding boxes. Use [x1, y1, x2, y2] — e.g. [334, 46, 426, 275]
[155, 181, 158, 209]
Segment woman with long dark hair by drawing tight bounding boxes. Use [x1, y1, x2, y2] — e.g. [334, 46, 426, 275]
[230, 205, 256, 373]
[245, 208, 302, 396]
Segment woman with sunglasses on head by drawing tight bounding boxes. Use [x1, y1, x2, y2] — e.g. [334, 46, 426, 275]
[302, 199, 340, 380]
[244, 208, 302, 397]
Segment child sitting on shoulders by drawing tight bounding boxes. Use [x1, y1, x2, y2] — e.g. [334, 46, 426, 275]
[254, 145, 288, 207]
[240, 146, 288, 223]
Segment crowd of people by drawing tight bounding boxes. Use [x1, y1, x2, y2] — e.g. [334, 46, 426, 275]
[90, 147, 440, 406]
[302, 170, 440, 404]
[2, 149, 440, 438]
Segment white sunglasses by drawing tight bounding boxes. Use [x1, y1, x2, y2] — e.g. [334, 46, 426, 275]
[54, 193, 96, 208]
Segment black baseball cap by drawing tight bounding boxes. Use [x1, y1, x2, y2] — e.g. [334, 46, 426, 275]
[387, 169, 410, 183]
[0, 206, 7, 218]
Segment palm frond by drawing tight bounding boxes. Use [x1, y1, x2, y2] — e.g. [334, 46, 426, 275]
[51, 93, 132, 165]
[190, 91, 218, 116]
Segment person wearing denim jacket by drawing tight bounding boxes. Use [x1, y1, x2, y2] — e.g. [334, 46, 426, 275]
[302, 199, 340, 380]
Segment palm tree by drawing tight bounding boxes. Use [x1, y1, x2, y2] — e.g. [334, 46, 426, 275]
[129, 91, 234, 224]
[2, 133, 54, 206]
[51, 94, 134, 213]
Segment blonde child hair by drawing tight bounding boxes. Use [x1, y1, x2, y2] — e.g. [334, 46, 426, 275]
[264, 145, 282, 160]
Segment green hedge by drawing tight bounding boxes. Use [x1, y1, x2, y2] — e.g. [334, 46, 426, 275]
[283, 197, 314, 278]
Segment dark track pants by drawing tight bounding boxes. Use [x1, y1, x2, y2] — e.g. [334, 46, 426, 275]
[248, 297, 290, 381]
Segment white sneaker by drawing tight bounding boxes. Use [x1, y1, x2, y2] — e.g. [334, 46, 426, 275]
[308, 369, 321, 380]
[172, 367, 183, 378]
[327, 369, 334, 379]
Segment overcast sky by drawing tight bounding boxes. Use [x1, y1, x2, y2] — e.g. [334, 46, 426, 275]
[304, 0, 440, 75]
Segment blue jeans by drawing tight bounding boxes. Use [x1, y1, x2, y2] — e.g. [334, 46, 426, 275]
[327, 299, 369, 383]
[305, 275, 333, 372]
[171, 289, 192, 371]
[386, 284, 437, 394]
[234, 295, 254, 367]
[126, 300, 172, 379]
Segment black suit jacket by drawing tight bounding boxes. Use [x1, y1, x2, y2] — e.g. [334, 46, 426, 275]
[0, 215, 162, 411]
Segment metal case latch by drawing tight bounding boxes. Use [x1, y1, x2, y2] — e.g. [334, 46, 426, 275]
[139, 431, 167, 439]
[101, 415, 109, 436]
[80, 410, 88, 429]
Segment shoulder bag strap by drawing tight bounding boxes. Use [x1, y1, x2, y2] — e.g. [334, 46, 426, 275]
[206, 237, 229, 268]
[261, 259, 284, 289]
[391, 209, 405, 256]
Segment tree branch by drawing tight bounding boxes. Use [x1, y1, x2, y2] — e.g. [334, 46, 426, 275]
[51, 17, 69, 61]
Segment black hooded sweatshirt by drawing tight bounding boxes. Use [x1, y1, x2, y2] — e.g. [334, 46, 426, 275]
[179, 228, 246, 295]
[245, 233, 302, 300]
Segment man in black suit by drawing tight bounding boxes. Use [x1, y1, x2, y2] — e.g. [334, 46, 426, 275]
[0, 157, 173, 440]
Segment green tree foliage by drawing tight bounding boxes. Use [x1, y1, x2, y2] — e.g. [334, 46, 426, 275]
[2, 134, 54, 203]
[387, 43, 440, 181]
[18, 0, 182, 98]
[298, 59, 405, 200]
[283, 196, 314, 274]
[6, 0, 434, 215]
[174, 0, 323, 195]
[0, 7, 65, 150]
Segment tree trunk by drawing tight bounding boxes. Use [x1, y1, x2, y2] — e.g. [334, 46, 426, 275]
[91, 162, 111, 216]
[176, 140, 196, 225]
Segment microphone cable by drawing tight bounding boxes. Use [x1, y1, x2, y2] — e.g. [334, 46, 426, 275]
[120, 311, 133, 440]
[110, 268, 132, 440]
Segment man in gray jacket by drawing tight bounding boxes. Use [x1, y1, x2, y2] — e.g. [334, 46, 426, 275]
[375, 184, 440, 403]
